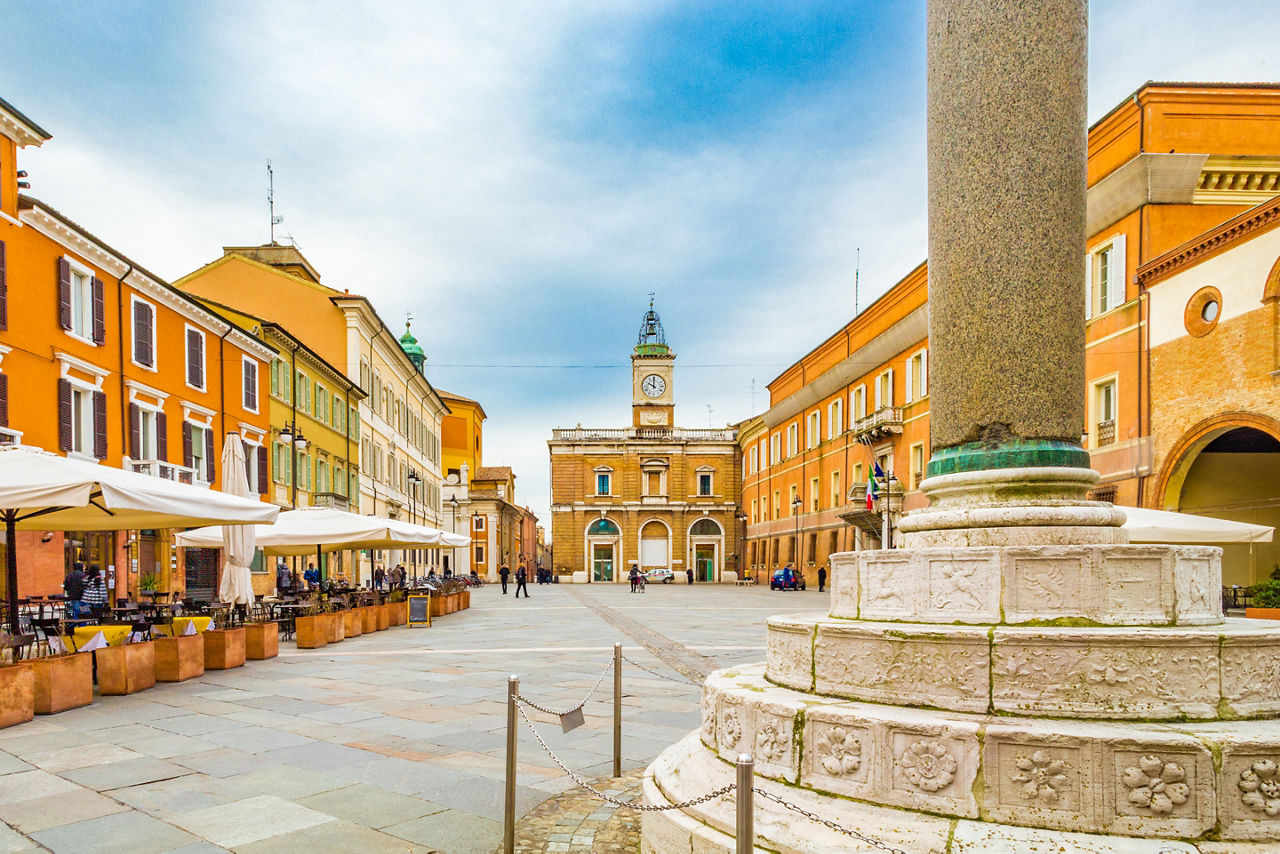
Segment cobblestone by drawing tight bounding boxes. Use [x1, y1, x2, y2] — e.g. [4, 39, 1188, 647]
[503, 768, 644, 853]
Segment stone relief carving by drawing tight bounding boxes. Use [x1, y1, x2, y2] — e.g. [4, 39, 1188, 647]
[717, 706, 742, 749]
[1238, 759, 1280, 817]
[1014, 560, 1071, 610]
[754, 717, 789, 763]
[929, 560, 985, 611]
[863, 561, 909, 611]
[1223, 647, 1280, 709]
[828, 638, 981, 700]
[814, 726, 862, 777]
[1010, 750, 1071, 804]
[1121, 755, 1191, 815]
[700, 690, 716, 741]
[899, 739, 957, 793]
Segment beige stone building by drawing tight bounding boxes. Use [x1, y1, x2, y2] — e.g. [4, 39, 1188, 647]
[548, 304, 741, 582]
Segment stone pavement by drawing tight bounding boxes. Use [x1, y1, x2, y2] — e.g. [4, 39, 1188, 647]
[0, 582, 819, 852]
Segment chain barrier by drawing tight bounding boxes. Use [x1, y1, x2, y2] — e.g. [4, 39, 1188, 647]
[621, 654, 700, 686]
[515, 657, 614, 717]
[514, 699, 734, 811]
[753, 788, 906, 854]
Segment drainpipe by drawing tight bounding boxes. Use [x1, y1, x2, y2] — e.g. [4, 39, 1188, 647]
[289, 341, 299, 509]
[115, 264, 135, 456]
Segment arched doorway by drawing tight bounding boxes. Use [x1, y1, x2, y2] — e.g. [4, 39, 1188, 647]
[689, 518, 723, 582]
[639, 519, 670, 576]
[1156, 417, 1280, 586]
[585, 517, 620, 582]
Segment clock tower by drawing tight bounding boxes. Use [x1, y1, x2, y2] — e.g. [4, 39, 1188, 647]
[631, 298, 675, 428]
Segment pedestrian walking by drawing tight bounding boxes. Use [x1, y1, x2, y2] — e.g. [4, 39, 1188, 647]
[515, 564, 529, 598]
[629, 564, 640, 593]
[818, 564, 827, 593]
[686, 567, 694, 585]
[63, 561, 86, 618]
[82, 565, 108, 615]
[374, 566, 386, 591]
[499, 562, 511, 594]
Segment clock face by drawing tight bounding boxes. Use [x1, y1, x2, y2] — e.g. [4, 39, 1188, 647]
[641, 374, 666, 398]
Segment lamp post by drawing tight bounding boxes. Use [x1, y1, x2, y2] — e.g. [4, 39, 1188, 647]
[408, 470, 421, 581]
[449, 494, 460, 577]
[791, 495, 803, 575]
[279, 422, 310, 583]
[876, 474, 904, 549]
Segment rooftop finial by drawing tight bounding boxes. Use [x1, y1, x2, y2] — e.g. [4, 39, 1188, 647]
[635, 296, 670, 355]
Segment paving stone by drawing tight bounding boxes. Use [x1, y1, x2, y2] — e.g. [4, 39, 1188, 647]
[233, 819, 431, 854]
[0, 769, 83, 803]
[59, 757, 190, 791]
[226, 765, 350, 800]
[0, 789, 130, 833]
[25, 742, 142, 773]
[31, 810, 199, 853]
[110, 773, 255, 817]
[0, 823, 37, 853]
[296, 784, 445, 829]
[167, 795, 334, 848]
[384, 809, 501, 854]
[0, 752, 33, 776]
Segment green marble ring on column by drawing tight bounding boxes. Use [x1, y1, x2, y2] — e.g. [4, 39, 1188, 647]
[925, 438, 1091, 479]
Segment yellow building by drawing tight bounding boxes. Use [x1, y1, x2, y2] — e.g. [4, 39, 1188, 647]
[439, 390, 485, 480]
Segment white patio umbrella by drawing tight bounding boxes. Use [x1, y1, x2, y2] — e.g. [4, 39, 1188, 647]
[1119, 506, 1274, 544]
[217, 435, 256, 606]
[175, 506, 454, 555]
[0, 445, 278, 633]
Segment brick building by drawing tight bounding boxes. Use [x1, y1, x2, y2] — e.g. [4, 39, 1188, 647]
[549, 303, 741, 583]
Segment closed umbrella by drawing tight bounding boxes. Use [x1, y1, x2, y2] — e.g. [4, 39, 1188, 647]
[0, 445, 278, 634]
[217, 434, 256, 606]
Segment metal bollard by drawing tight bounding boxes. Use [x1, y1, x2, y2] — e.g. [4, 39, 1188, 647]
[613, 642, 622, 778]
[504, 675, 518, 854]
[736, 753, 754, 854]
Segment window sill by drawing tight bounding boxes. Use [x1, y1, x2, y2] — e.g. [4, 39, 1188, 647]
[130, 359, 158, 373]
[185, 382, 207, 394]
[65, 451, 100, 464]
[64, 330, 99, 347]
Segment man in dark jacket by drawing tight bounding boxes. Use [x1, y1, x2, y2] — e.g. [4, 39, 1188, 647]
[499, 562, 511, 594]
[818, 565, 827, 593]
[63, 562, 87, 617]
[515, 564, 529, 598]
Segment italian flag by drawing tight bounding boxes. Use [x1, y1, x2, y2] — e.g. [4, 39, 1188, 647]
[866, 475, 878, 510]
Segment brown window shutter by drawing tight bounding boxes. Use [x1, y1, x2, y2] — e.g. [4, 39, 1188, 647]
[143, 304, 154, 366]
[93, 390, 107, 458]
[57, 379, 73, 450]
[133, 301, 154, 367]
[205, 430, 216, 483]
[0, 240, 7, 331]
[258, 447, 268, 495]
[58, 258, 72, 330]
[244, 362, 256, 410]
[187, 330, 203, 387]
[182, 421, 193, 468]
[129, 403, 141, 459]
[156, 411, 168, 461]
[0, 374, 8, 427]
[243, 445, 253, 485]
[91, 277, 105, 344]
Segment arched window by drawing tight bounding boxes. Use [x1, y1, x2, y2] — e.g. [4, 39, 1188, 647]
[588, 518, 620, 536]
[690, 518, 722, 537]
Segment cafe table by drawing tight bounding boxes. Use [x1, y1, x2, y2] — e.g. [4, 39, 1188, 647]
[70, 623, 132, 649]
[152, 616, 213, 637]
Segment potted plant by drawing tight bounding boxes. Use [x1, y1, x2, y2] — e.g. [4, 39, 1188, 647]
[387, 590, 407, 626]
[204, 624, 246, 670]
[295, 606, 328, 649]
[1246, 578, 1280, 620]
[342, 607, 363, 638]
[139, 572, 161, 594]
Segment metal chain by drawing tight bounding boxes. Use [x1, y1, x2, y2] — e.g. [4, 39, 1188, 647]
[515, 657, 614, 717]
[621, 654, 699, 686]
[753, 788, 906, 854]
[514, 700, 734, 811]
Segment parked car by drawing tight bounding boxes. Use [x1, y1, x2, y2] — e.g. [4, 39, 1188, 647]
[771, 567, 806, 591]
[644, 567, 675, 584]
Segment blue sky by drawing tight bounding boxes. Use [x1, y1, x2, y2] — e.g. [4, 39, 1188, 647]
[2, 1, 1276, 533]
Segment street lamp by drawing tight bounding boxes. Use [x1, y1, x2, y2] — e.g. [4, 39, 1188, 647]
[875, 474, 904, 548]
[449, 494, 460, 577]
[407, 470, 421, 581]
[791, 495, 803, 573]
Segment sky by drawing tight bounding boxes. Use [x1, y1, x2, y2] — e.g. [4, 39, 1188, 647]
[2, 1, 1276, 536]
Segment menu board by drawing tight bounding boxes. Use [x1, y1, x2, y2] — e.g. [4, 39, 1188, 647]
[407, 594, 431, 627]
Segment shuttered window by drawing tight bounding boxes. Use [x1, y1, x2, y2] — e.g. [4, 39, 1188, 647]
[58, 259, 104, 342]
[132, 299, 155, 368]
[0, 240, 7, 331]
[156, 411, 168, 461]
[242, 358, 258, 412]
[0, 374, 8, 427]
[92, 391, 107, 458]
[186, 328, 205, 389]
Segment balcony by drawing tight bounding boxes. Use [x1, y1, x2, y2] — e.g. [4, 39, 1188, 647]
[551, 426, 737, 442]
[129, 459, 202, 486]
[852, 406, 903, 441]
[0, 427, 22, 446]
[312, 492, 350, 511]
[1095, 419, 1116, 447]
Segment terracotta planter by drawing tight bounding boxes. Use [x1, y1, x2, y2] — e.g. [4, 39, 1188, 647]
[376, 604, 390, 631]
[96, 642, 156, 696]
[325, 612, 345, 644]
[1246, 607, 1280, 620]
[342, 610, 363, 638]
[360, 606, 376, 633]
[388, 601, 407, 626]
[154, 634, 205, 682]
[446, 592, 459, 614]
[32, 652, 93, 714]
[244, 623, 279, 660]
[204, 628, 246, 670]
[295, 614, 328, 649]
[460, 590, 471, 610]
[430, 594, 446, 617]
[0, 663, 35, 728]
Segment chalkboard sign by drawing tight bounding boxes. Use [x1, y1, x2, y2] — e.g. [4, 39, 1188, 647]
[407, 594, 431, 627]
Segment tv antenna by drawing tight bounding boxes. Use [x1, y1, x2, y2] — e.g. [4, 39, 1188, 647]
[267, 160, 283, 244]
[854, 247, 861, 315]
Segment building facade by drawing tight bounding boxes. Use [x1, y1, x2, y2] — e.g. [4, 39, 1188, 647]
[741, 82, 1280, 588]
[549, 304, 741, 582]
[0, 95, 274, 602]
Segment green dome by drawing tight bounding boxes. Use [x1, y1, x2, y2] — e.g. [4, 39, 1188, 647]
[399, 321, 426, 371]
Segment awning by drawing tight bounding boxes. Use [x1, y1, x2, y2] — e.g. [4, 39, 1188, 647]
[1120, 506, 1274, 544]
[176, 506, 465, 555]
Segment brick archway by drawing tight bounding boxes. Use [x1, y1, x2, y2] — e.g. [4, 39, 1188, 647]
[1153, 411, 1280, 510]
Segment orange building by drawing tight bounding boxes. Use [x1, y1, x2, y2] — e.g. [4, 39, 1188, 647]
[743, 82, 1280, 589]
[0, 95, 274, 601]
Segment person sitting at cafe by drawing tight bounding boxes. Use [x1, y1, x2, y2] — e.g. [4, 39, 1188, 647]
[303, 563, 320, 589]
[63, 561, 87, 618]
[82, 564, 109, 615]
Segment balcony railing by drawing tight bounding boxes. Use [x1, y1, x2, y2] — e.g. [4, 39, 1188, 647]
[0, 427, 22, 446]
[312, 492, 350, 511]
[852, 406, 903, 441]
[1096, 419, 1116, 447]
[129, 458, 203, 486]
[552, 426, 737, 442]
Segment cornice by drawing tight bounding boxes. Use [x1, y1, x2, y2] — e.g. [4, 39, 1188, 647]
[1136, 194, 1280, 287]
